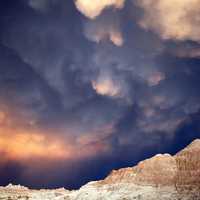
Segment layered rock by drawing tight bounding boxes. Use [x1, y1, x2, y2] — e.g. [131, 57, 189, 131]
[104, 153, 177, 187]
[175, 139, 200, 195]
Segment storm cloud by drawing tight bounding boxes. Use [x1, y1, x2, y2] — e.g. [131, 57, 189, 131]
[0, 0, 200, 189]
[75, 0, 125, 19]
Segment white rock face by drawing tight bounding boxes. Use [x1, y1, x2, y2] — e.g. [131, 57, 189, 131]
[1, 139, 200, 200]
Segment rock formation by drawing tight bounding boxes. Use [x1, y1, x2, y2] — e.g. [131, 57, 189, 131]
[0, 139, 200, 200]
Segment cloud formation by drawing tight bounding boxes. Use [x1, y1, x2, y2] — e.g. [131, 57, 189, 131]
[1, 0, 200, 189]
[172, 45, 200, 58]
[0, 131, 70, 160]
[137, 0, 200, 42]
[84, 12, 123, 46]
[75, 0, 125, 19]
[92, 71, 124, 97]
[85, 23, 123, 46]
[146, 71, 165, 86]
[0, 105, 113, 161]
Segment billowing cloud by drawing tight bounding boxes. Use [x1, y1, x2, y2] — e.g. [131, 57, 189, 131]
[136, 0, 200, 42]
[1, 0, 200, 189]
[75, 0, 125, 19]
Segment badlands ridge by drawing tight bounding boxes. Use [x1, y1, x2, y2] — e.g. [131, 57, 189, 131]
[0, 139, 200, 200]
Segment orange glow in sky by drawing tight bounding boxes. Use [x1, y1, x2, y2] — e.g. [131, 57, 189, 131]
[0, 130, 72, 160]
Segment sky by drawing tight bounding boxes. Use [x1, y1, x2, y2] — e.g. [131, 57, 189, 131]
[0, 0, 200, 189]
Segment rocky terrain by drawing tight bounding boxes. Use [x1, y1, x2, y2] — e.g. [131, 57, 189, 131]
[0, 139, 200, 200]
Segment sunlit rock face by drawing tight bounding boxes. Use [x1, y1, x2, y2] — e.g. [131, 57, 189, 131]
[104, 153, 177, 186]
[1, 139, 200, 200]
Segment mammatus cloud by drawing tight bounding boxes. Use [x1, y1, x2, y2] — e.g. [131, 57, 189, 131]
[76, 0, 200, 49]
[92, 78, 120, 97]
[85, 24, 123, 46]
[146, 72, 165, 86]
[109, 30, 123, 46]
[92, 71, 124, 98]
[84, 15, 123, 46]
[136, 0, 200, 42]
[75, 0, 125, 19]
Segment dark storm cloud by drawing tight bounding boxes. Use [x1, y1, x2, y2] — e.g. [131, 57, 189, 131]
[0, 43, 65, 129]
[0, 0, 200, 189]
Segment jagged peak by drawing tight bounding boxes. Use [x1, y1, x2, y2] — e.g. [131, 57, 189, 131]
[136, 153, 173, 167]
[106, 153, 174, 178]
[187, 139, 200, 148]
[176, 139, 200, 155]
